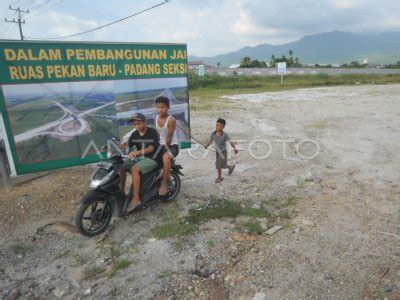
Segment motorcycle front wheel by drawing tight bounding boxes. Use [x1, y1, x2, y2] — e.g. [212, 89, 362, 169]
[75, 196, 113, 237]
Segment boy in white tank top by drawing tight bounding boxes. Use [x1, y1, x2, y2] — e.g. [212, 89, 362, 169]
[155, 96, 180, 196]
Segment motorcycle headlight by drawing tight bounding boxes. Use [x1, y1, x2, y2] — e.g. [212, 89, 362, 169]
[89, 169, 114, 190]
[90, 179, 102, 189]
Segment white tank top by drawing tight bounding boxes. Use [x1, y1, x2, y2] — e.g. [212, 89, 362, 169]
[156, 115, 178, 146]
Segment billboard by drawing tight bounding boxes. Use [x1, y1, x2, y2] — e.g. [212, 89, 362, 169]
[0, 41, 190, 175]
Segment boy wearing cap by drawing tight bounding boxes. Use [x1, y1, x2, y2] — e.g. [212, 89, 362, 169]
[204, 118, 238, 183]
[118, 113, 161, 212]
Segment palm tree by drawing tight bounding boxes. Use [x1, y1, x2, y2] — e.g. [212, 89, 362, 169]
[217, 62, 221, 68]
[240, 56, 252, 68]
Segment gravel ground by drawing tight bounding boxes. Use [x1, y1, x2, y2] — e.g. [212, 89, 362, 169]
[0, 84, 399, 299]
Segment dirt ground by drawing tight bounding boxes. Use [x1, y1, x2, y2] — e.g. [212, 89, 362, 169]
[0, 84, 399, 299]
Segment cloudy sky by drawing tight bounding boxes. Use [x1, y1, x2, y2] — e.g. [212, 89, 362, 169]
[1, 0, 400, 56]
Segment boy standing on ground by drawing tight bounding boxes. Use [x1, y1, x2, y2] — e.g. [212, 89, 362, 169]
[155, 96, 180, 196]
[204, 118, 238, 183]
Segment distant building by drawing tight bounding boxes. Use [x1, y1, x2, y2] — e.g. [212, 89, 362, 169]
[188, 61, 204, 70]
[228, 64, 240, 69]
[363, 58, 368, 65]
[367, 64, 382, 69]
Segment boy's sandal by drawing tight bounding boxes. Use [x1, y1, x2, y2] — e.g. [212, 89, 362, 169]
[215, 177, 224, 183]
[228, 164, 236, 176]
[125, 201, 142, 215]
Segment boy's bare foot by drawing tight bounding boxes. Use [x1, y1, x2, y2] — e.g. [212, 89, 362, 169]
[159, 184, 167, 196]
[215, 177, 224, 183]
[228, 164, 236, 176]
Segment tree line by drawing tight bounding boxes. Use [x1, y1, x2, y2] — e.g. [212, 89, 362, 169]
[231, 49, 400, 69]
[239, 50, 302, 68]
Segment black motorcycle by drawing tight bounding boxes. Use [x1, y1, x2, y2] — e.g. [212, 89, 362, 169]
[75, 154, 183, 237]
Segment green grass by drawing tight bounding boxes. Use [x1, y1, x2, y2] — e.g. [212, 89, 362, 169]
[84, 266, 105, 279]
[158, 270, 176, 278]
[206, 238, 216, 247]
[108, 259, 131, 278]
[151, 198, 273, 239]
[241, 220, 264, 235]
[284, 196, 298, 207]
[188, 73, 400, 110]
[54, 250, 70, 260]
[185, 198, 243, 224]
[242, 205, 270, 218]
[277, 210, 291, 219]
[151, 222, 198, 239]
[10, 244, 27, 255]
[296, 177, 305, 188]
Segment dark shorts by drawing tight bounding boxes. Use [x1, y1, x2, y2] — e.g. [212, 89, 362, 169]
[216, 149, 228, 169]
[161, 144, 180, 158]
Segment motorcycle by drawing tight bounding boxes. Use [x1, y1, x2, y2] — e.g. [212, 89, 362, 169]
[75, 154, 183, 237]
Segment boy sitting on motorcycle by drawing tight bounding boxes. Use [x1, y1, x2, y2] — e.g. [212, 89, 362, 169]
[154, 96, 180, 196]
[118, 113, 161, 212]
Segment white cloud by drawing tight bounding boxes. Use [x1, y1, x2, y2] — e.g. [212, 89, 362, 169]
[15, 0, 400, 56]
[46, 11, 99, 37]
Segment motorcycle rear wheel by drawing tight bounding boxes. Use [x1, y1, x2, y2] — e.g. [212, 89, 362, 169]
[163, 172, 181, 202]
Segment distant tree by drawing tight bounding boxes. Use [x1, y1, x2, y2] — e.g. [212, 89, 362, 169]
[349, 61, 361, 68]
[217, 62, 221, 68]
[250, 59, 261, 68]
[240, 56, 252, 68]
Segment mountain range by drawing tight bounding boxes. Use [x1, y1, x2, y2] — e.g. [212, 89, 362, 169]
[189, 31, 400, 67]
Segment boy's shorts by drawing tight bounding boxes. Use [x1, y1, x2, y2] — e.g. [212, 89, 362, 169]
[123, 157, 158, 174]
[161, 144, 180, 158]
[216, 149, 228, 169]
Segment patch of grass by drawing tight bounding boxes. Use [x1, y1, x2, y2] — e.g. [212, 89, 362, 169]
[241, 220, 263, 235]
[185, 198, 243, 224]
[189, 72, 400, 102]
[284, 196, 298, 207]
[206, 238, 216, 247]
[296, 177, 305, 188]
[151, 197, 275, 240]
[243, 206, 270, 218]
[54, 250, 70, 260]
[158, 270, 176, 278]
[269, 197, 279, 204]
[108, 259, 131, 278]
[277, 210, 291, 219]
[160, 206, 180, 222]
[84, 266, 105, 279]
[10, 244, 27, 255]
[265, 237, 273, 245]
[151, 222, 198, 239]
[283, 222, 293, 230]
